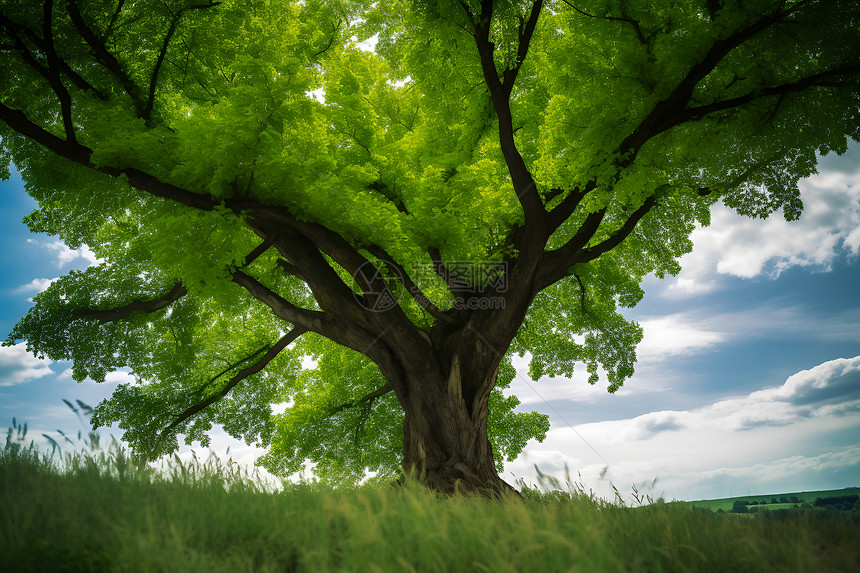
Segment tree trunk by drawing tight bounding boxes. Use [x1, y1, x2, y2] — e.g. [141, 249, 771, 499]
[394, 352, 517, 497]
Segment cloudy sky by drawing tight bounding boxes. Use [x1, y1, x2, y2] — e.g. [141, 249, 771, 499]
[1, 144, 858, 502]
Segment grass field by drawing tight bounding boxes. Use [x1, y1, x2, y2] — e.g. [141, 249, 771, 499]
[3, 422, 860, 573]
[688, 488, 860, 513]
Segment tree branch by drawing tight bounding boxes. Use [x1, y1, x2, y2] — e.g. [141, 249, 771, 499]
[103, 0, 125, 39]
[546, 184, 593, 231]
[40, 0, 77, 143]
[0, 101, 218, 210]
[473, 0, 546, 233]
[617, 3, 810, 156]
[143, 2, 221, 124]
[535, 194, 658, 291]
[427, 246, 463, 294]
[577, 195, 657, 262]
[561, 0, 647, 45]
[159, 327, 306, 440]
[276, 258, 305, 280]
[66, 0, 144, 113]
[231, 270, 324, 330]
[73, 281, 187, 322]
[311, 19, 342, 60]
[366, 245, 456, 324]
[0, 16, 52, 82]
[241, 237, 275, 268]
[501, 0, 544, 93]
[2, 13, 106, 98]
[533, 208, 604, 291]
[706, 0, 722, 21]
[247, 205, 383, 296]
[326, 382, 393, 417]
[672, 64, 860, 128]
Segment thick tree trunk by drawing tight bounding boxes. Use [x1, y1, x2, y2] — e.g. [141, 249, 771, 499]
[394, 352, 517, 497]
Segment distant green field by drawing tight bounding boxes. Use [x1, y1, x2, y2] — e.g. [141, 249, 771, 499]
[688, 487, 860, 513]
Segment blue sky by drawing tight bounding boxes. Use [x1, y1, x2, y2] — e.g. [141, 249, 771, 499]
[1, 144, 859, 502]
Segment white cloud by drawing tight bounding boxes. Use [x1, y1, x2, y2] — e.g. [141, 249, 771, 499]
[506, 356, 860, 501]
[505, 316, 725, 405]
[27, 239, 100, 268]
[665, 162, 860, 296]
[14, 277, 57, 294]
[637, 315, 726, 360]
[104, 370, 136, 384]
[0, 343, 53, 386]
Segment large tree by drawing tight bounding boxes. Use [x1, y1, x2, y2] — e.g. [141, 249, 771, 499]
[1, 0, 858, 494]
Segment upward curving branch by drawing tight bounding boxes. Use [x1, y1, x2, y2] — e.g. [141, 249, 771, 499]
[158, 326, 307, 443]
[143, 2, 221, 124]
[473, 0, 545, 234]
[578, 195, 658, 263]
[73, 281, 188, 322]
[618, 2, 813, 156]
[66, 0, 144, 114]
[231, 270, 324, 331]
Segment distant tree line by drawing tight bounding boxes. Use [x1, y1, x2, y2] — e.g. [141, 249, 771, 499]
[812, 495, 859, 512]
[721, 495, 858, 514]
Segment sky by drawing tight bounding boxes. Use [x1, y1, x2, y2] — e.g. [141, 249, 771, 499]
[1, 144, 859, 503]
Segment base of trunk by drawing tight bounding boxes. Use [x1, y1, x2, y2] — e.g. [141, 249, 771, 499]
[400, 461, 518, 498]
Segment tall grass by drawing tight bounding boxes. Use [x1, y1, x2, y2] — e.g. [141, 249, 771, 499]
[2, 414, 859, 573]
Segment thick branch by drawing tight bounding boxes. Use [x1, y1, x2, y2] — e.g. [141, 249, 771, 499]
[427, 246, 463, 294]
[73, 282, 187, 322]
[0, 101, 217, 210]
[474, 0, 545, 232]
[535, 195, 657, 291]
[546, 184, 592, 231]
[276, 258, 305, 280]
[248, 205, 378, 293]
[618, 4, 809, 156]
[706, 0, 722, 20]
[366, 245, 456, 324]
[159, 327, 306, 439]
[577, 195, 657, 262]
[231, 270, 324, 330]
[241, 237, 274, 268]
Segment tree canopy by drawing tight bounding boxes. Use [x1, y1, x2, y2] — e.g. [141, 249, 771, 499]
[1, 0, 858, 492]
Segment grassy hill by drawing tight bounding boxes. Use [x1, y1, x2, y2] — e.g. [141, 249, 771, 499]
[688, 488, 860, 513]
[2, 429, 859, 573]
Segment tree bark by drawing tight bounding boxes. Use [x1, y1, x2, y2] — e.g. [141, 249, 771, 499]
[386, 331, 519, 497]
[399, 372, 513, 496]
